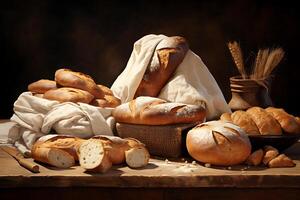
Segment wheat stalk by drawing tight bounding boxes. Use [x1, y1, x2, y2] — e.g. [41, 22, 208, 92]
[228, 41, 247, 79]
[263, 48, 284, 77]
[252, 49, 269, 79]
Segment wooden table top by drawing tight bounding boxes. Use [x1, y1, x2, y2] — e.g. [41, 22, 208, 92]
[1, 144, 300, 189]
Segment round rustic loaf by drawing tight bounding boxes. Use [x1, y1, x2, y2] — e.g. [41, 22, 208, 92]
[28, 79, 57, 94]
[43, 87, 94, 104]
[55, 68, 104, 99]
[186, 120, 251, 166]
[112, 96, 206, 125]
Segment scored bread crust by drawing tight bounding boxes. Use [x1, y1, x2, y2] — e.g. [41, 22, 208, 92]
[246, 107, 282, 135]
[265, 107, 300, 134]
[112, 96, 206, 125]
[231, 110, 260, 135]
[186, 121, 251, 166]
[28, 79, 57, 94]
[134, 36, 189, 98]
[43, 87, 94, 104]
[55, 69, 104, 99]
[91, 95, 121, 108]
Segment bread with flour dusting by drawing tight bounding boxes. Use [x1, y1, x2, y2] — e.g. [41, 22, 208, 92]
[112, 96, 206, 125]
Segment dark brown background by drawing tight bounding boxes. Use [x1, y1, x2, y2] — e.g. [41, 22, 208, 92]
[1, 0, 299, 118]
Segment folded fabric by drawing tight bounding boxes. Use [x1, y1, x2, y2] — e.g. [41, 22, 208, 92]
[9, 92, 113, 155]
[111, 34, 231, 120]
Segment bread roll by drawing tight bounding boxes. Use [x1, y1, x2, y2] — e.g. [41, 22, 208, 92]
[112, 96, 206, 125]
[231, 110, 260, 135]
[91, 95, 121, 108]
[265, 107, 300, 134]
[134, 36, 189, 98]
[220, 113, 232, 122]
[28, 79, 57, 94]
[44, 87, 94, 104]
[262, 145, 279, 165]
[97, 84, 113, 96]
[246, 107, 282, 135]
[245, 149, 264, 166]
[186, 121, 251, 166]
[55, 69, 104, 99]
[268, 154, 296, 168]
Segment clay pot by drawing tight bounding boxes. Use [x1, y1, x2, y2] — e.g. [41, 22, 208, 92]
[228, 76, 273, 111]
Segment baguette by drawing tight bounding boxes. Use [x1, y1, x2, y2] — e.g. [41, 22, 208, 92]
[112, 96, 206, 125]
[91, 95, 121, 108]
[28, 79, 57, 94]
[220, 113, 232, 122]
[231, 110, 260, 135]
[134, 36, 189, 98]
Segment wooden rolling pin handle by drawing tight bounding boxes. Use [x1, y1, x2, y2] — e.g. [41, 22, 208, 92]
[18, 158, 40, 173]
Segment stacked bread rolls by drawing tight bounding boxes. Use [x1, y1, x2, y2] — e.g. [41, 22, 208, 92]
[220, 106, 300, 135]
[28, 68, 121, 108]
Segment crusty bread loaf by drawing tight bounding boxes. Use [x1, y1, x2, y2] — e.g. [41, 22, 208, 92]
[97, 84, 113, 96]
[134, 36, 189, 98]
[112, 96, 206, 125]
[246, 107, 282, 135]
[245, 149, 264, 166]
[262, 145, 279, 165]
[91, 95, 121, 108]
[186, 121, 251, 166]
[44, 87, 94, 104]
[55, 69, 104, 99]
[265, 107, 300, 134]
[231, 110, 260, 135]
[268, 154, 295, 168]
[28, 79, 57, 94]
[220, 113, 232, 122]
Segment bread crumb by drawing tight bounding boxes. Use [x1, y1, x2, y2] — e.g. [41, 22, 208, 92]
[165, 159, 170, 164]
[227, 166, 232, 170]
[204, 163, 211, 168]
[185, 161, 188, 164]
[192, 161, 196, 165]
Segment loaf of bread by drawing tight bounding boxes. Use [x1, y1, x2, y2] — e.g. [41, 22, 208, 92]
[55, 69, 104, 99]
[28, 79, 57, 94]
[79, 136, 149, 172]
[220, 113, 232, 122]
[186, 121, 251, 166]
[265, 107, 300, 134]
[44, 87, 94, 104]
[231, 110, 260, 135]
[91, 95, 121, 108]
[134, 36, 189, 98]
[245, 149, 264, 166]
[31, 135, 84, 168]
[268, 154, 295, 168]
[112, 96, 206, 125]
[97, 84, 113, 96]
[246, 107, 282, 135]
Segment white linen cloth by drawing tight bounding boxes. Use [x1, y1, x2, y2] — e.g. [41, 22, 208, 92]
[7, 92, 113, 155]
[111, 34, 231, 120]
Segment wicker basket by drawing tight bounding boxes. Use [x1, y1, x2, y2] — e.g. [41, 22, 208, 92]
[115, 123, 196, 158]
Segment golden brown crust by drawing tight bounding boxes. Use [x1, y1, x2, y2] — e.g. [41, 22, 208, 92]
[28, 79, 57, 94]
[97, 84, 113, 96]
[265, 107, 300, 134]
[231, 110, 260, 135]
[112, 97, 206, 125]
[246, 107, 282, 135]
[55, 69, 104, 99]
[262, 145, 279, 165]
[91, 95, 121, 108]
[245, 149, 264, 166]
[220, 113, 232, 122]
[44, 87, 94, 104]
[268, 154, 295, 168]
[134, 36, 189, 98]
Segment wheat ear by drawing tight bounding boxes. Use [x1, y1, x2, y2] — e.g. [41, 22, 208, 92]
[228, 41, 247, 79]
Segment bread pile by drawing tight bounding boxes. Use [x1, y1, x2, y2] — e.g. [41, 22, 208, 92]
[31, 135, 149, 172]
[28, 68, 121, 108]
[220, 107, 300, 135]
[246, 145, 295, 168]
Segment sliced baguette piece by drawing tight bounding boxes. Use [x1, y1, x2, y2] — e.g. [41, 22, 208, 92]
[78, 138, 112, 173]
[262, 145, 279, 165]
[245, 149, 264, 166]
[268, 154, 296, 168]
[125, 146, 150, 168]
[32, 146, 75, 168]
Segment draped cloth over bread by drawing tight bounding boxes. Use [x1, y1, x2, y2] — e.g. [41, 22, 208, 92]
[111, 34, 231, 119]
[8, 92, 113, 155]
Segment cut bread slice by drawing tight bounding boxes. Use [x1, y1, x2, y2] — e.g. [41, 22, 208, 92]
[125, 147, 150, 168]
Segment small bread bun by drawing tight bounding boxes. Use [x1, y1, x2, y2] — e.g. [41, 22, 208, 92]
[186, 121, 251, 166]
[55, 69, 104, 99]
[91, 95, 121, 108]
[44, 87, 94, 104]
[28, 79, 57, 94]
